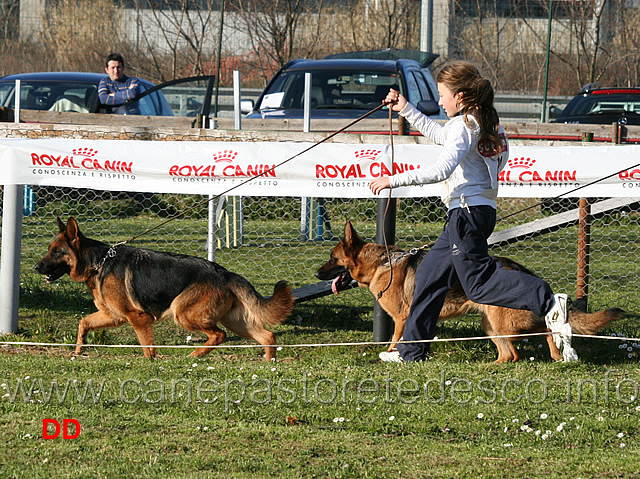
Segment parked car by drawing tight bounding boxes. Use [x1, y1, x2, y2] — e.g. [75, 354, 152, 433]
[551, 85, 640, 125]
[0, 72, 216, 118]
[242, 49, 447, 120]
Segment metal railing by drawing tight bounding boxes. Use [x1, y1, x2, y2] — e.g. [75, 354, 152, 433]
[215, 88, 571, 122]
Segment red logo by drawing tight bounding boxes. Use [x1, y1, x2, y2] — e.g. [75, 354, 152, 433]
[72, 147, 98, 157]
[315, 148, 420, 179]
[500, 156, 576, 184]
[43, 419, 81, 439]
[507, 157, 536, 169]
[212, 149, 238, 163]
[354, 149, 381, 161]
[31, 146, 133, 173]
[619, 168, 640, 181]
[169, 150, 276, 178]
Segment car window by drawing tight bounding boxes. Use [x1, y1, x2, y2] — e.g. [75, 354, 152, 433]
[260, 70, 400, 110]
[154, 80, 209, 116]
[563, 94, 640, 117]
[125, 76, 214, 117]
[588, 100, 640, 114]
[421, 67, 440, 102]
[0, 83, 13, 106]
[404, 70, 421, 105]
[0, 81, 98, 112]
[412, 70, 436, 102]
[47, 85, 97, 113]
[125, 88, 174, 116]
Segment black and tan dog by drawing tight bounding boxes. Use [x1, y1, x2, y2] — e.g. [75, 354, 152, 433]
[35, 217, 295, 361]
[317, 221, 623, 363]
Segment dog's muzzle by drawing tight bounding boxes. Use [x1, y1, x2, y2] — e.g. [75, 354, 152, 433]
[34, 261, 70, 283]
[315, 267, 354, 294]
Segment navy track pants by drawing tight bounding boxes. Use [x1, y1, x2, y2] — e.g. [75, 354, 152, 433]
[396, 205, 555, 362]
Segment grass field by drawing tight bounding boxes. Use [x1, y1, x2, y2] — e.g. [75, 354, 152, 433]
[2, 214, 640, 477]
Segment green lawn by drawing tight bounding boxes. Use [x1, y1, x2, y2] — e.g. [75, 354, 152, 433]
[2, 210, 640, 477]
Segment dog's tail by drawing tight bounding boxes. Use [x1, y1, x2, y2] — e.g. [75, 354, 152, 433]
[235, 280, 295, 327]
[568, 307, 625, 336]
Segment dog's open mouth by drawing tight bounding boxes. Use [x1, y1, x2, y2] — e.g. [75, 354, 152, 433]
[41, 265, 70, 283]
[330, 270, 354, 294]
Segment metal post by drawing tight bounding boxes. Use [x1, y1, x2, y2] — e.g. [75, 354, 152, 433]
[373, 196, 397, 342]
[1, 80, 23, 334]
[207, 195, 217, 262]
[212, 0, 225, 118]
[419, 0, 434, 53]
[541, 0, 553, 122]
[315, 199, 324, 240]
[300, 197, 310, 241]
[303, 72, 311, 133]
[577, 198, 590, 302]
[300, 73, 312, 241]
[233, 70, 241, 130]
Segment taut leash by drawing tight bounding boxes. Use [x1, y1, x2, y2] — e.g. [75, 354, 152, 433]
[104, 103, 389, 254]
[377, 105, 396, 299]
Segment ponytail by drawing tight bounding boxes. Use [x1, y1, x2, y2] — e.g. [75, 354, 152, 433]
[437, 62, 502, 155]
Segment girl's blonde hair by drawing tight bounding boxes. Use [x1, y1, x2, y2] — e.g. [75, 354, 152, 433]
[437, 61, 502, 154]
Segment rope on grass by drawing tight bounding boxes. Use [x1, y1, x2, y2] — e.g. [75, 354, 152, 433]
[1, 331, 638, 352]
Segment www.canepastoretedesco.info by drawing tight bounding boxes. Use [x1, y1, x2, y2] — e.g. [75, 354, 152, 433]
[2, 370, 638, 412]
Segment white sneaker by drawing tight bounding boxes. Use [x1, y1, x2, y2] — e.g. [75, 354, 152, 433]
[379, 350, 404, 363]
[544, 293, 579, 362]
[545, 293, 569, 348]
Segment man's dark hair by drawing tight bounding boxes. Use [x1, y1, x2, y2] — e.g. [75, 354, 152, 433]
[106, 53, 125, 68]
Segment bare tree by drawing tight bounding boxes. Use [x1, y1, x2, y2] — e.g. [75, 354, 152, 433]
[0, 0, 19, 40]
[609, 0, 640, 85]
[39, 0, 126, 73]
[131, 0, 220, 82]
[228, 0, 327, 84]
[336, 0, 420, 53]
[559, 0, 610, 86]
[449, 0, 524, 90]
[513, 0, 613, 91]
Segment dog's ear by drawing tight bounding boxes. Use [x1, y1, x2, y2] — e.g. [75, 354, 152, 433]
[56, 217, 65, 233]
[343, 220, 364, 250]
[343, 220, 355, 245]
[65, 217, 83, 247]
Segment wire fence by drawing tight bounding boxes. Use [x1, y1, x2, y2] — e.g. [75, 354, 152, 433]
[11, 188, 640, 319]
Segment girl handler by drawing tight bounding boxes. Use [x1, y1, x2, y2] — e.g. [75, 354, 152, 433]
[369, 61, 576, 363]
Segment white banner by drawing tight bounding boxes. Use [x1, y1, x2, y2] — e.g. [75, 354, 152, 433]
[1, 138, 639, 198]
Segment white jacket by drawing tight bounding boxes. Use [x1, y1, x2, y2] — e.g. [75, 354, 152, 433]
[389, 103, 509, 210]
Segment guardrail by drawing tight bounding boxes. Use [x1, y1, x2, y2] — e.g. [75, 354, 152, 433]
[215, 88, 571, 122]
[495, 93, 572, 122]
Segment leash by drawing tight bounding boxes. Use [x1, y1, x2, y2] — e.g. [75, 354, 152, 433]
[96, 102, 389, 264]
[377, 105, 395, 299]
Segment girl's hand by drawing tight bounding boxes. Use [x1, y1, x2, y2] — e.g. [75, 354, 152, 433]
[369, 176, 391, 195]
[383, 89, 407, 112]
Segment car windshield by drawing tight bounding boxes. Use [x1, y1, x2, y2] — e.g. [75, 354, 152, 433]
[565, 94, 640, 117]
[0, 80, 98, 113]
[259, 70, 400, 111]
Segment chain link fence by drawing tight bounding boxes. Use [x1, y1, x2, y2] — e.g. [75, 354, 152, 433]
[12, 187, 640, 322]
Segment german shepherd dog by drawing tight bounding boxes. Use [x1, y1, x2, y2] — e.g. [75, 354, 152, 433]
[35, 217, 295, 361]
[316, 221, 623, 363]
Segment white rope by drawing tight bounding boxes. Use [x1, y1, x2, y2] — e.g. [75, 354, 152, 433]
[0, 331, 637, 351]
[573, 333, 640, 342]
